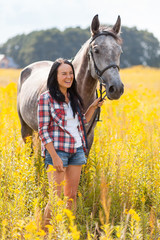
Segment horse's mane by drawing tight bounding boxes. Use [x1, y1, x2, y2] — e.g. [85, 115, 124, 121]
[73, 40, 90, 60]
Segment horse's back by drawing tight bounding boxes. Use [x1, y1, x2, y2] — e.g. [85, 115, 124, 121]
[17, 60, 53, 131]
[18, 61, 53, 92]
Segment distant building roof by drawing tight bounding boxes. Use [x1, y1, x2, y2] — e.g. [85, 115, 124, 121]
[0, 54, 19, 68]
[0, 54, 5, 61]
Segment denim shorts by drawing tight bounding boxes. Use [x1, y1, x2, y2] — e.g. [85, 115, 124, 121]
[44, 146, 87, 168]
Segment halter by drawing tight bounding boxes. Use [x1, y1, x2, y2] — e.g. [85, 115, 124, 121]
[88, 31, 120, 121]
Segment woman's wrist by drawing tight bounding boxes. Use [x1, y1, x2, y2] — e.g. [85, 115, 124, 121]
[90, 103, 98, 110]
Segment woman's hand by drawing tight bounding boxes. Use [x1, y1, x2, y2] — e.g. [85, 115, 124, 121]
[90, 97, 105, 109]
[52, 155, 64, 172]
[85, 97, 106, 122]
[45, 142, 64, 172]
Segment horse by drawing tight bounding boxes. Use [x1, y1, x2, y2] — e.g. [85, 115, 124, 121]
[17, 15, 124, 155]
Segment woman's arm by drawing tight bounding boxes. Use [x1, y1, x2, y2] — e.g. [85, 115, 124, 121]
[38, 94, 64, 172]
[85, 97, 105, 123]
[38, 94, 53, 145]
[45, 142, 64, 172]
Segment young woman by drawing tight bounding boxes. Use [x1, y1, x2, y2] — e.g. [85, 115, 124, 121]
[37, 58, 105, 228]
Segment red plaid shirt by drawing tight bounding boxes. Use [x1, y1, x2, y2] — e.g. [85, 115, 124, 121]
[38, 90, 87, 156]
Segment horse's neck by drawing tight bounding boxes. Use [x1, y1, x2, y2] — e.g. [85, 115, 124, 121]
[73, 41, 98, 112]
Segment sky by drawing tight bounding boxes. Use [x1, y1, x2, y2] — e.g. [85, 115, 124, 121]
[0, 0, 160, 45]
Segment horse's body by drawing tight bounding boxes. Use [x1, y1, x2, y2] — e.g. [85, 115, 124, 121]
[17, 15, 124, 154]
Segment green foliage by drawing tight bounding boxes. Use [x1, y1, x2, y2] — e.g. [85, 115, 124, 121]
[0, 27, 90, 68]
[121, 26, 160, 68]
[0, 25, 160, 68]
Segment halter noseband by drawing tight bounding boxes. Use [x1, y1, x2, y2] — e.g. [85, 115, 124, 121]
[89, 31, 120, 79]
[88, 31, 120, 121]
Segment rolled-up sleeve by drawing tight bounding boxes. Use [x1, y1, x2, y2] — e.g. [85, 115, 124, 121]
[37, 94, 53, 146]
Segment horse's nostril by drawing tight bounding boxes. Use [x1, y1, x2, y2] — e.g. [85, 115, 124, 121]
[109, 86, 115, 93]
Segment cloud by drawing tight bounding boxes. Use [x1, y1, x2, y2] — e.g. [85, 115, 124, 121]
[0, 0, 160, 44]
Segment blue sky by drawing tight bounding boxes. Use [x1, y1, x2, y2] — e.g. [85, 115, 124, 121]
[0, 0, 160, 44]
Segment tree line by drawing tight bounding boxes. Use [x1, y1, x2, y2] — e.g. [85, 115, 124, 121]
[0, 25, 160, 68]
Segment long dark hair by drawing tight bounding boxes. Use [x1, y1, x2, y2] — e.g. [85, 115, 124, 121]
[47, 58, 83, 117]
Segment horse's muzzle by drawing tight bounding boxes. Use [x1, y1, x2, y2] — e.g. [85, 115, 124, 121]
[107, 83, 124, 100]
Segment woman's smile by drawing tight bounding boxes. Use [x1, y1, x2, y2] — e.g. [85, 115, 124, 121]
[57, 63, 74, 93]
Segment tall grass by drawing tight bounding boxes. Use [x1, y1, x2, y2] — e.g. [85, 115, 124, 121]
[0, 66, 160, 239]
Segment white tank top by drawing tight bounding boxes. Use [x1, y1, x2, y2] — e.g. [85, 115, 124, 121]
[64, 102, 82, 148]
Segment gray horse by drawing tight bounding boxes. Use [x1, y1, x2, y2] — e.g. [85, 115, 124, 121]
[17, 15, 124, 154]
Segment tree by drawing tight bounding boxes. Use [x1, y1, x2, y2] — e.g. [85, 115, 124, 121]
[0, 26, 159, 68]
[120, 26, 160, 67]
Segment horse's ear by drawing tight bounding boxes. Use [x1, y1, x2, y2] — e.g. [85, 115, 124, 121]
[112, 16, 121, 35]
[91, 14, 100, 36]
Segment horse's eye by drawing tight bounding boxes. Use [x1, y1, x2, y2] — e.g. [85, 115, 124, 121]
[94, 48, 99, 54]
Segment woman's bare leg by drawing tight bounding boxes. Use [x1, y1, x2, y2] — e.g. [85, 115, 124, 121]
[64, 165, 82, 212]
[43, 166, 66, 229]
[43, 165, 82, 230]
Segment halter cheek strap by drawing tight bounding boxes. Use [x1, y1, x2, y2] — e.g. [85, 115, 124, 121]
[89, 47, 120, 78]
[88, 31, 120, 121]
[88, 31, 120, 79]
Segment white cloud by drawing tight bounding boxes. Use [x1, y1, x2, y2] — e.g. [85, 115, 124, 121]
[0, 0, 160, 44]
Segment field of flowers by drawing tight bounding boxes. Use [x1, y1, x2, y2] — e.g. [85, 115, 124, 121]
[0, 66, 160, 239]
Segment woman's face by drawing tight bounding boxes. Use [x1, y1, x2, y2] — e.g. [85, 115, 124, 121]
[57, 63, 74, 93]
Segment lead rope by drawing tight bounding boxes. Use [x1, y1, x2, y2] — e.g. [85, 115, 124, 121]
[96, 82, 102, 121]
[96, 79, 107, 121]
[77, 104, 88, 150]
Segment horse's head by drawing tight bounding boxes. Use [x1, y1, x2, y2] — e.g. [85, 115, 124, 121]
[88, 15, 124, 100]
